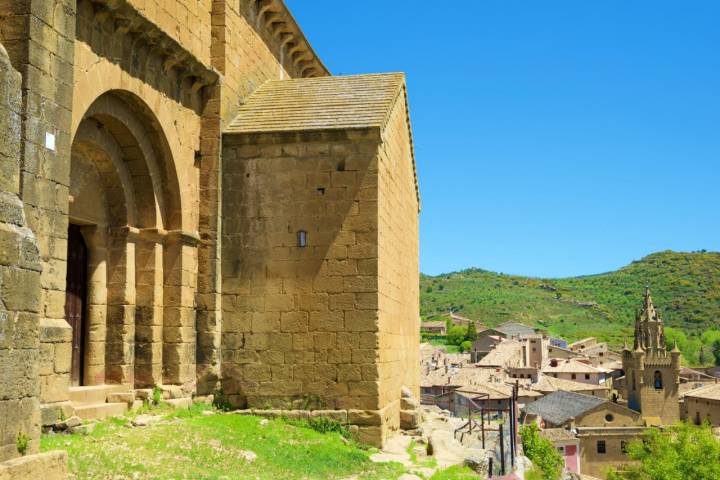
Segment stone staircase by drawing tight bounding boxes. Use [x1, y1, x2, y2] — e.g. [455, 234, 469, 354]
[69, 385, 134, 421]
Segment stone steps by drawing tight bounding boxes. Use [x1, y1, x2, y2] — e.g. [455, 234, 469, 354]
[69, 384, 133, 421]
[74, 402, 128, 421]
[69, 385, 130, 406]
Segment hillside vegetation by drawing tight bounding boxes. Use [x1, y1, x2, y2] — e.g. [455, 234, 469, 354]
[421, 251, 720, 365]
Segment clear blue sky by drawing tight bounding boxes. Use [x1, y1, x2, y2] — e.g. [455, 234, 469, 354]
[285, 1, 720, 278]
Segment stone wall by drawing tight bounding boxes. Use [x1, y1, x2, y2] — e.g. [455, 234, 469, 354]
[578, 429, 641, 479]
[377, 90, 420, 435]
[0, 0, 77, 418]
[126, 0, 212, 65]
[684, 396, 720, 426]
[0, 41, 43, 462]
[221, 128, 390, 445]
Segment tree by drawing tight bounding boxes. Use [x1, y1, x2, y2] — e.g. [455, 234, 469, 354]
[459, 340, 472, 353]
[447, 326, 466, 346]
[698, 345, 705, 366]
[713, 340, 720, 367]
[465, 321, 478, 343]
[608, 422, 720, 480]
[519, 423, 563, 480]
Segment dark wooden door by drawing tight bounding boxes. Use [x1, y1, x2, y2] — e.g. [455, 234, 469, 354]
[65, 224, 88, 386]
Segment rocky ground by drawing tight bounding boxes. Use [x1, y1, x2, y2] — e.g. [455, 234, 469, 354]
[368, 406, 498, 479]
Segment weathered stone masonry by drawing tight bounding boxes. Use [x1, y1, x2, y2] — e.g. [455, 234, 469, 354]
[0, 0, 420, 459]
[0, 40, 68, 478]
[221, 74, 420, 446]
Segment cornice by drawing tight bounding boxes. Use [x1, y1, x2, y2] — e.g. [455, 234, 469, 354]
[251, 0, 329, 77]
[86, 0, 220, 92]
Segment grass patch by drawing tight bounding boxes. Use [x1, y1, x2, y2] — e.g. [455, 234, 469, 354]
[429, 464, 479, 479]
[41, 405, 405, 479]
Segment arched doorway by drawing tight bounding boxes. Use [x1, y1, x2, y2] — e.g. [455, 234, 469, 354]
[67, 90, 191, 390]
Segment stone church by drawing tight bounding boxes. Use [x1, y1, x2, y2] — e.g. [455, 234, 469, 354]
[0, 0, 420, 472]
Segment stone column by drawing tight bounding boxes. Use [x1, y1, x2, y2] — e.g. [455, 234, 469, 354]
[81, 226, 107, 386]
[196, 80, 223, 396]
[163, 231, 199, 391]
[134, 230, 165, 388]
[105, 227, 136, 386]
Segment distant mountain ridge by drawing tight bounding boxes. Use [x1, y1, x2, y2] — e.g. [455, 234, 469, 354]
[420, 251, 720, 363]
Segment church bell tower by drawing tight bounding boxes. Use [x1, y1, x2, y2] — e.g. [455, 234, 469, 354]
[622, 287, 680, 425]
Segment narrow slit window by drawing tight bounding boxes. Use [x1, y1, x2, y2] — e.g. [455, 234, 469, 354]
[297, 230, 307, 248]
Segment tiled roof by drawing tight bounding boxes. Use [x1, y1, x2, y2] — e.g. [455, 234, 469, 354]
[542, 358, 607, 374]
[226, 73, 406, 134]
[478, 340, 523, 367]
[541, 428, 578, 443]
[497, 322, 536, 338]
[522, 390, 606, 426]
[531, 375, 610, 394]
[684, 383, 720, 401]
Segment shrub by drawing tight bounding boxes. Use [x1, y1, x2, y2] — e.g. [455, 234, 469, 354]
[607, 422, 720, 479]
[519, 424, 563, 480]
[16, 432, 29, 456]
[306, 417, 349, 437]
[152, 385, 162, 406]
[212, 387, 233, 412]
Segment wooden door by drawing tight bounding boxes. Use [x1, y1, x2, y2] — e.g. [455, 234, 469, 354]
[65, 224, 88, 386]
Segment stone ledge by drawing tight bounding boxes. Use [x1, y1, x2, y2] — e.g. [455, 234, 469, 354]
[0, 450, 67, 480]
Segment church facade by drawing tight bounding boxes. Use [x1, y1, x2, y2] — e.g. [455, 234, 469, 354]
[0, 0, 420, 468]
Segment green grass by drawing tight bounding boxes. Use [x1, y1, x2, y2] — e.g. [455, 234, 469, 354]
[421, 250, 720, 365]
[41, 404, 475, 479]
[428, 464, 479, 479]
[523, 466, 544, 480]
[41, 404, 405, 480]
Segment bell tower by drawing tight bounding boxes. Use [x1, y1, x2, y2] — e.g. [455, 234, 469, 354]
[622, 287, 680, 425]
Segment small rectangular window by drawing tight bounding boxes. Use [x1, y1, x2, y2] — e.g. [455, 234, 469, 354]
[597, 441, 606, 454]
[297, 230, 307, 248]
[585, 374, 590, 380]
[571, 374, 577, 380]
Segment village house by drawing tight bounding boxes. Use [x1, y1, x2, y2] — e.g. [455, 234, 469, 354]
[496, 321, 537, 339]
[477, 340, 525, 369]
[420, 321, 447, 336]
[540, 428, 580, 475]
[527, 375, 612, 399]
[547, 343, 584, 360]
[682, 383, 720, 426]
[470, 334, 504, 362]
[522, 390, 645, 478]
[542, 358, 611, 386]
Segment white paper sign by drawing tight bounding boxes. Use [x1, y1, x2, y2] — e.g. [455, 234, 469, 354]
[45, 132, 56, 151]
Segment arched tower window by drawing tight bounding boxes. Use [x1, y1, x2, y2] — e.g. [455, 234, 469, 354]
[654, 370, 663, 390]
[632, 371, 636, 391]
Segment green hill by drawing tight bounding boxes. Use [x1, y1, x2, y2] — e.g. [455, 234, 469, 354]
[420, 251, 720, 365]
